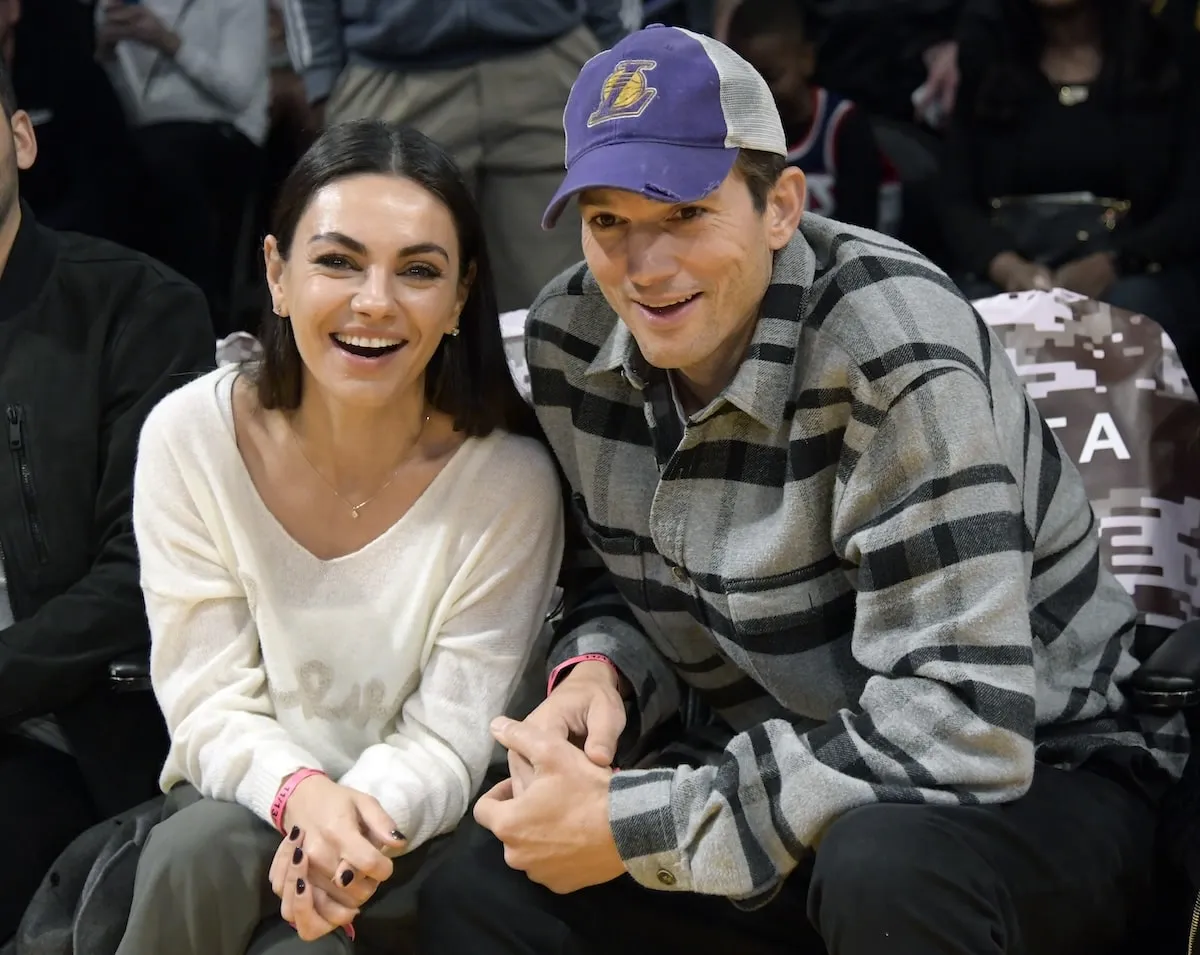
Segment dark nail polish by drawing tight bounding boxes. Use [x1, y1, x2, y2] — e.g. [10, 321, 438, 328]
[339, 869, 354, 886]
[296, 878, 306, 895]
[389, 829, 405, 841]
[288, 826, 300, 841]
[292, 847, 303, 865]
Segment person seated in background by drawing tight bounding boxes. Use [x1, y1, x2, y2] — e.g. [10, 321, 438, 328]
[417, 24, 1186, 955]
[0, 57, 215, 944]
[95, 0, 269, 338]
[286, 0, 632, 313]
[115, 120, 564, 955]
[940, 0, 1200, 382]
[725, 0, 895, 232]
[0, 0, 143, 246]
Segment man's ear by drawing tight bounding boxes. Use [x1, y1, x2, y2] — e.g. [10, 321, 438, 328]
[9, 108, 36, 172]
[764, 166, 806, 251]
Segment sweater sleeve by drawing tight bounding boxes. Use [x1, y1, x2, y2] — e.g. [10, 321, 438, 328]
[134, 390, 325, 823]
[171, 0, 268, 114]
[338, 441, 565, 848]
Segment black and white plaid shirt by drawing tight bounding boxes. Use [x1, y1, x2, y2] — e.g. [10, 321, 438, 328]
[526, 216, 1188, 904]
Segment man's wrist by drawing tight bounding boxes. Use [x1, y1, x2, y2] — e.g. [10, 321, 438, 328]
[549, 655, 627, 697]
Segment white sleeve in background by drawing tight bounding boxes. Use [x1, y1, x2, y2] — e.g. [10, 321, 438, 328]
[338, 443, 565, 848]
[134, 397, 323, 823]
[172, 1, 269, 113]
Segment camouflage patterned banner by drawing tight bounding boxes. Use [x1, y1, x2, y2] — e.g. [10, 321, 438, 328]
[974, 289, 1200, 639]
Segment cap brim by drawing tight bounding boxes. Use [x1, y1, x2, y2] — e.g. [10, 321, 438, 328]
[541, 141, 739, 229]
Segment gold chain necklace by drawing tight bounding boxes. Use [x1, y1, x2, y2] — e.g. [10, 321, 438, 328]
[288, 412, 431, 519]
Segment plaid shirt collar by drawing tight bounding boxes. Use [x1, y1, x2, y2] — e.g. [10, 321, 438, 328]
[582, 233, 817, 430]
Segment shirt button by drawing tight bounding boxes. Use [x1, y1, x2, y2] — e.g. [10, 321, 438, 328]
[656, 868, 677, 886]
[671, 566, 688, 583]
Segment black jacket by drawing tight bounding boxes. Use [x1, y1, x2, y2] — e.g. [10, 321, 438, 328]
[0, 208, 214, 816]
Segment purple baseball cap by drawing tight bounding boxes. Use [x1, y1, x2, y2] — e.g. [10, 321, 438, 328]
[542, 24, 787, 229]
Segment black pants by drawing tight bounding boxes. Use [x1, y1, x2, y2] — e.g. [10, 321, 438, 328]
[418, 765, 1158, 955]
[0, 735, 97, 942]
[135, 121, 261, 338]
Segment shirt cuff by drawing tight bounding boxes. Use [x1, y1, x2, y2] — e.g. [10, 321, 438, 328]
[607, 767, 693, 892]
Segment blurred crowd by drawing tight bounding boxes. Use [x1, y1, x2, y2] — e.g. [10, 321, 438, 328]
[1, 0, 1196, 366]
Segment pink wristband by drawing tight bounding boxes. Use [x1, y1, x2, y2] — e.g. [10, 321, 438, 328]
[270, 768, 326, 834]
[547, 653, 621, 695]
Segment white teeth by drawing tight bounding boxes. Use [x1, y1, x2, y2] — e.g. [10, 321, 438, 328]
[641, 294, 696, 308]
[334, 334, 401, 349]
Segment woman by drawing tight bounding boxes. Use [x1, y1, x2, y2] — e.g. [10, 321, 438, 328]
[939, 0, 1200, 382]
[115, 120, 564, 955]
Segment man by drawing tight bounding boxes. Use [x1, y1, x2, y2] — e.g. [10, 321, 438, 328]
[282, 0, 634, 312]
[418, 25, 1187, 955]
[1, 0, 142, 246]
[0, 58, 214, 941]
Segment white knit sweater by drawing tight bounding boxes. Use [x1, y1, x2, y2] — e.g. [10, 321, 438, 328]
[133, 367, 563, 847]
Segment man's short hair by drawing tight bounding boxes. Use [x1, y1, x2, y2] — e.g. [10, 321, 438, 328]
[734, 149, 787, 213]
[0, 56, 16, 119]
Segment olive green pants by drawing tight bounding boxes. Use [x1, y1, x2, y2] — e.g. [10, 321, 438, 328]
[115, 785, 446, 955]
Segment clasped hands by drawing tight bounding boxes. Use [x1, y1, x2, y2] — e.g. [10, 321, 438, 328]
[95, 0, 180, 58]
[268, 775, 405, 942]
[991, 250, 1118, 300]
[473, 661, 630, 894]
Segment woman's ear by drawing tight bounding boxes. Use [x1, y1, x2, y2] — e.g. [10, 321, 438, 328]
[264, 236, 288, 316]
[454, 261, 477, 324]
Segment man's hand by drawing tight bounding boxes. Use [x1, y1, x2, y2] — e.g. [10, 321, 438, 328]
[477, 718, 626, 894]
[510, 660, 626, 795]
[96, 1, 179, 56]
[279, 775, 405, 910]
[988, 251, 1053, 293]
[1053, 252, 1117, 300]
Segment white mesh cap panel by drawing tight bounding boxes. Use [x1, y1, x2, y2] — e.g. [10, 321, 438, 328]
[684, 28, 787, 155]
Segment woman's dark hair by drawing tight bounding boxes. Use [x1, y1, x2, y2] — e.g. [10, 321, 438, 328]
[255, 120, 539, 440]
[972, 0, 1183, 124]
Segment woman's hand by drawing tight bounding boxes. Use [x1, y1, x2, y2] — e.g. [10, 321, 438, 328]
[280, 775, 406, 909]
[270, 829, 353, 940]
[1053, 252, 1117, 301]
[988, 252, 1053, 293]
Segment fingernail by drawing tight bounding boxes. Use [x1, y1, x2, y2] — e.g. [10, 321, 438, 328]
[288, 826, 300, 841]
[292, 847, 303, 865]
[296, 878, 306, 895]
[389, 829, 405, 841]
[340, 869, 354, 886]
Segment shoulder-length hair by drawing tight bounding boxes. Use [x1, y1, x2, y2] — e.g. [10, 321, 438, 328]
[254, 120, 539, 440]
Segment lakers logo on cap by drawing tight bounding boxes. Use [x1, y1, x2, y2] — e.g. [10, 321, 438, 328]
[587, 59, 658, 127]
